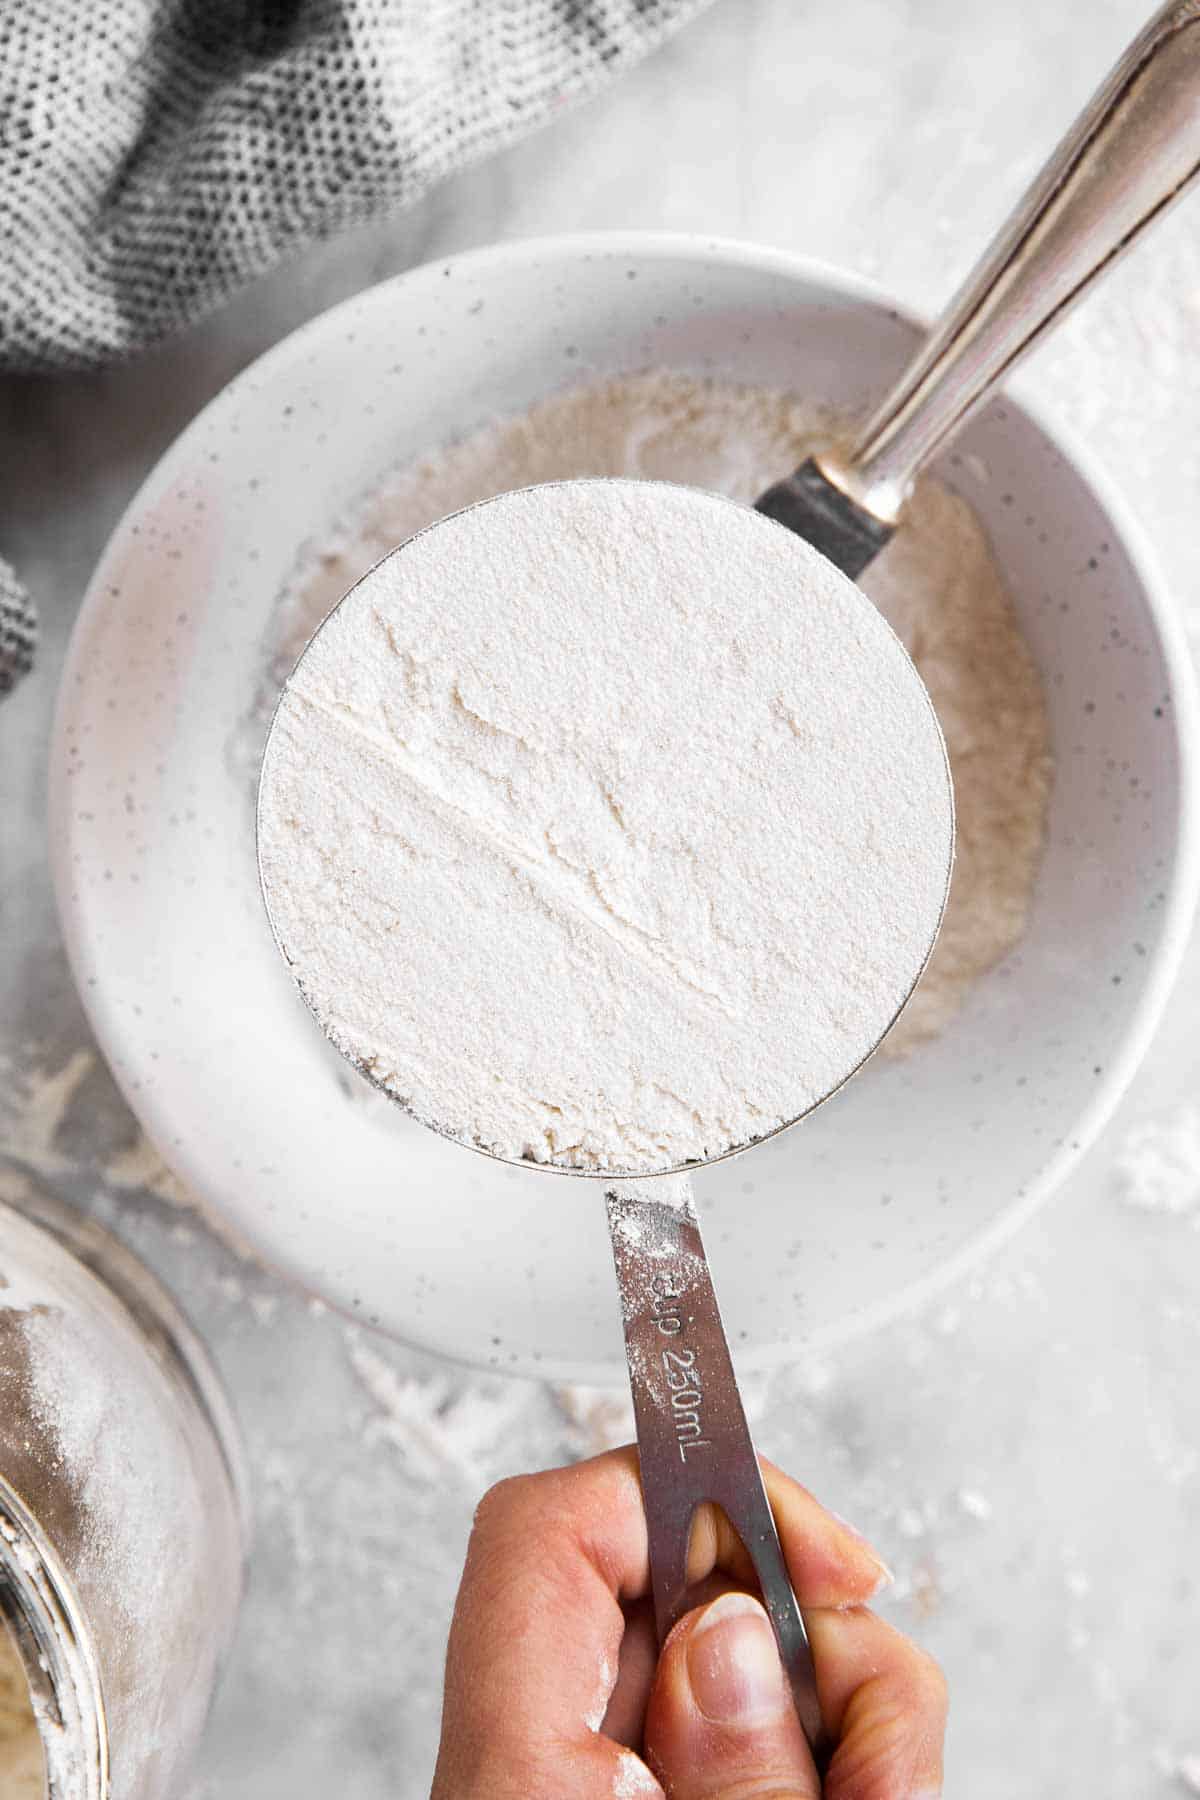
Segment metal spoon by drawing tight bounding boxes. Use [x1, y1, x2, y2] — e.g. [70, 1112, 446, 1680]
[757, 0, 1200, 578]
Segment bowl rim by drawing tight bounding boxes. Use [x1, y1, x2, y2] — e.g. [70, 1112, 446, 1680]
[49, 229, 1200, 1379]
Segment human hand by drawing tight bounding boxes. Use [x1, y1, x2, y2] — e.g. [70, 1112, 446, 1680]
[432, 1446, 947, 1798]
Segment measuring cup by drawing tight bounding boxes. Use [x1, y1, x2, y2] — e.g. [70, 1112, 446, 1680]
[257, 478, 953, 1745]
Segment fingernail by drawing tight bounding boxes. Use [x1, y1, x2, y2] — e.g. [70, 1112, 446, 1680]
[829, 1509, 894, 1594]
[866, 1556, 895, 1597]
[686, 1592, 791, 1726]
[828, 1506, 872, 1543]
[832, 1563, 894, 1608]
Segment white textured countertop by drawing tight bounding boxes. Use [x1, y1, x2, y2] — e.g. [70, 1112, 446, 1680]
[2, 1, 1199, 1794]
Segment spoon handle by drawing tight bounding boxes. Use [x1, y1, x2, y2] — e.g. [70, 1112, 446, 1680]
[826, 0, 1200, 525]
[604, 1177, 823, 1748]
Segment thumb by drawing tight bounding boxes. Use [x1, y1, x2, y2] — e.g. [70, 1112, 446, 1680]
[643, 1591, 820, 1800]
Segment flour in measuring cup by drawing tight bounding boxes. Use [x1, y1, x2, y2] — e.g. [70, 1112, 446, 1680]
[257, 479, 952, 1172]
[257, 371, 1051, 1064]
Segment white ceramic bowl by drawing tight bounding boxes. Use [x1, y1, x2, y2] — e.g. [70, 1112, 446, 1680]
[50, 234, 1199, 1381]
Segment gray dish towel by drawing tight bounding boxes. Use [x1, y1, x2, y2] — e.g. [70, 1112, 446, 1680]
[0, 0, 711, 695]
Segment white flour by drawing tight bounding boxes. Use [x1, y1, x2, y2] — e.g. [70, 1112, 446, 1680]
[0, 1045, 257, 1260]
[263, 371, 1051, 1060]
[1115, 1106, 1200, 1215]
[257, 478, 952, 1173]
[612, 1749, 662, 1797]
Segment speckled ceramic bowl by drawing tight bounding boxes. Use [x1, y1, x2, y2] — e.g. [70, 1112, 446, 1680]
[50, 235, 1199, 1380]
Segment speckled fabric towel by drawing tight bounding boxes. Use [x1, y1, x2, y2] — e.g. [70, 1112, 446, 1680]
[0, 0, 712, 695]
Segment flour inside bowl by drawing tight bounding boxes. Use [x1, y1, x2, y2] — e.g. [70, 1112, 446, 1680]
[261, 371, 1052, 1062]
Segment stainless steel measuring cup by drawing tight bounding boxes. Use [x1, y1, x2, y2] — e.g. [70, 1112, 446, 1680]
[256, 479, 953, 1750]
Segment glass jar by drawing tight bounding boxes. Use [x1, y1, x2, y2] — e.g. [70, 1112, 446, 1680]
[0, 1188, 248, 1798]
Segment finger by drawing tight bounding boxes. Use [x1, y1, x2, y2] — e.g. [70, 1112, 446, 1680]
[432, 1446, 894, 1797]
[603, 1572, 732, 1749]
[643, 1590, 820, 1800]
[602, 1597, 658, 1747]
[808, 1606, 948, 1800]
[687, 1459, 893, 1610]
[434, 1731, 664, 1800]
[433, 1448, 652, 1797]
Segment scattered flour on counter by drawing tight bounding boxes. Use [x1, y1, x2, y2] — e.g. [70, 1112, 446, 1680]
[0, 1043, 177, 1198]
[1115, 1106, 1200, 1215]
[1154, 1748, 1200, 1794]
[0, 1045, 261, 1262]
[344, 1335, 530, 1487]
[1175, 1755, 1200, 1794]
[257, 479, 952, 1173]
[259, 370, 1052, 1063]
[552, 1385, 636, 1454]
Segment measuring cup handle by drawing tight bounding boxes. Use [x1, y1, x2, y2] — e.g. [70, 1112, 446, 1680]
[820, 0, 1200, 524]
[604, 1177, 823, 1749]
